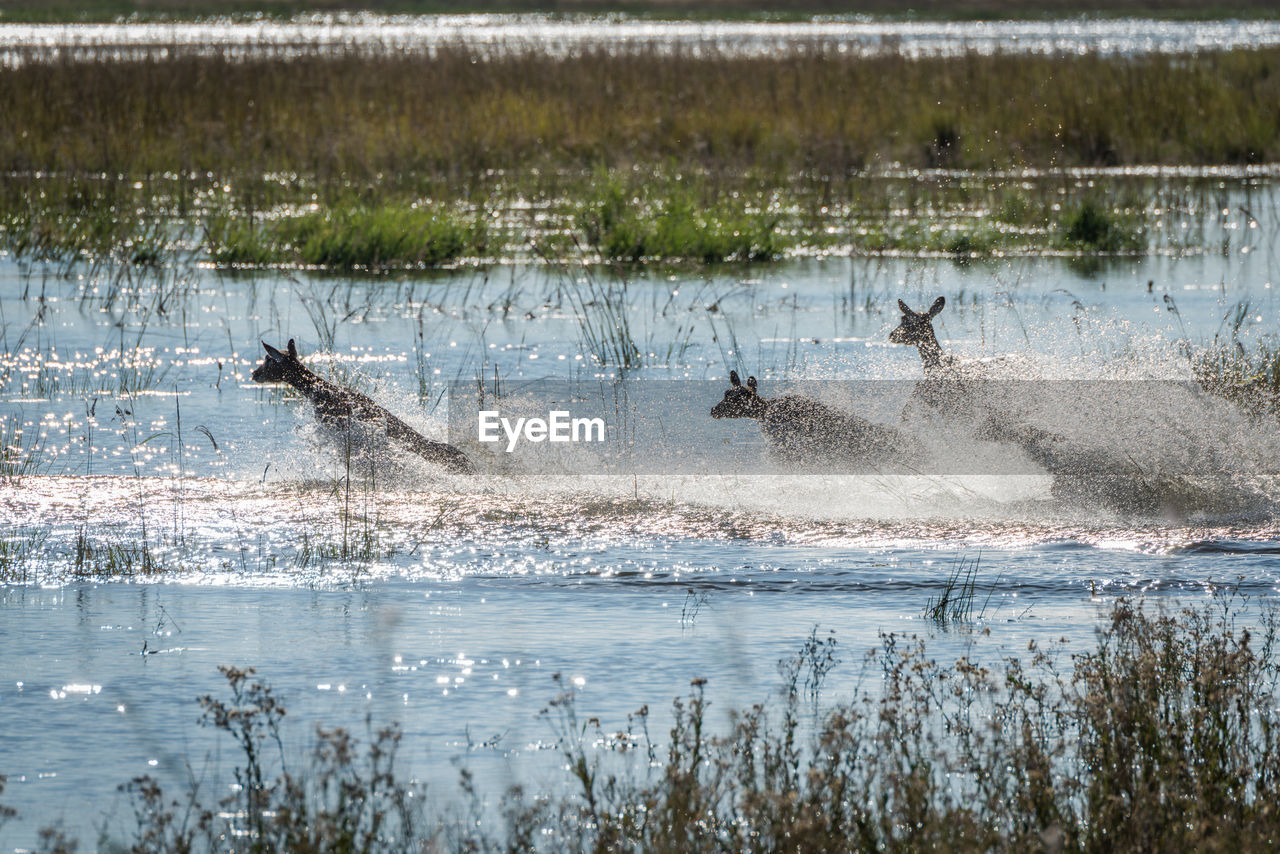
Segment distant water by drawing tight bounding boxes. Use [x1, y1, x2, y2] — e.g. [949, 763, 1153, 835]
[2, 16, 1280, 66]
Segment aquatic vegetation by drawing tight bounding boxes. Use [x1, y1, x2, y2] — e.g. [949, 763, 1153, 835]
[1190, 299, 1280, 419]
[922, 553, 986, 624]
[72, 527, 162, 577]
[1057, 197, 1146, 252]
[0, 414, 48, 483]
[576, 178, 789, 263]
[559, 267, 643, 368]
[0, 179, 187, 270]
[207, 204, 490, 270]
[0, 528, 50, 584]
[1195, 340, 1280, 418]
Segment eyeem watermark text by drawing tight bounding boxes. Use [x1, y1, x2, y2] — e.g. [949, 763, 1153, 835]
[478, 410, 606, 452]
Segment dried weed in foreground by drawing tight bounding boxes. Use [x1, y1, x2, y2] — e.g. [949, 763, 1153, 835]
[6, 595, 1279, 851]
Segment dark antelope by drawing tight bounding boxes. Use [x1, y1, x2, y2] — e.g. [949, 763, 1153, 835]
[711, 371, 912, 470]
[252, 339, 474, 474]
[889, 296, 952, 372]
[977, 416, 1216, 517]
[889, 295, 981, 422]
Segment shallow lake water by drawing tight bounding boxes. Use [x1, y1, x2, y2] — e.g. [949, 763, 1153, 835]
[3, 243, 1280, 847]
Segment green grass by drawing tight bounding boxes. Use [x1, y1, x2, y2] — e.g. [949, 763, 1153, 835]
[207, 203, 489, 269]
[1058, 197, 1147, 252]
[0, 168, 1212, 267]
[576, 177, 790, 263]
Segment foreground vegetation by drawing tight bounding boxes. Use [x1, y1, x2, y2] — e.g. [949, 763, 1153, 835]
[7, 595, 1280, 851]
[0, 44, 1273, 266]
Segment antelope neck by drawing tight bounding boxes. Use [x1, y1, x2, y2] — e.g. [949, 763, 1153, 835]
[282, 363, 322, 392]
[744, 396, 773, 418]
[916, 335, 943, 369]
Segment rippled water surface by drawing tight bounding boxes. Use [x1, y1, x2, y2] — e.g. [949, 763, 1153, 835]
[3, 242, 1280, 845]
[4, 15, 1280, 65]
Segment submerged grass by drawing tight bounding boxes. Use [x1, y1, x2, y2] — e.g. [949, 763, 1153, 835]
[9, 594, 1280, 851]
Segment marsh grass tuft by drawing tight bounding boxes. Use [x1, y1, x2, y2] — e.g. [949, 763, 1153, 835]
[1195, 337, 1280, 418]
[923, 552, 987, 624]
[558, 266, 643, 368]
[577, 178, 789, 263]
[0, 528, 51, 584]
[207, 204, 489, 270]
[72, 527, 161, 577]
[0, 414, 49, 483]
[1058, 196, 1146, 252]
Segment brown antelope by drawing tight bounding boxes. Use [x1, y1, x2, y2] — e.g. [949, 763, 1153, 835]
[711, 371, 913, 470]
[252, 339, 474, 475]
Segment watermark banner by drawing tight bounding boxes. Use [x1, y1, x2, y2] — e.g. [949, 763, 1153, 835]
[447, 379, 1274, 476]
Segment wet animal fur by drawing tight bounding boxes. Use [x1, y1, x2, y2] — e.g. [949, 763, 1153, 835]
[890, 296, 997, 424]
[711, 371, 913, 470]
[252, 339, 474, 475]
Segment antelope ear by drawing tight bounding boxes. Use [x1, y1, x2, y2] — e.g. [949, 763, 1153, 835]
[747, 376, 758, 394]
[287, 339, 299, 359]
[898, 299, 911, 315]
[729, 370, 741, 387]
[262, 341, 284, 362]
[928, 296, 946, 317]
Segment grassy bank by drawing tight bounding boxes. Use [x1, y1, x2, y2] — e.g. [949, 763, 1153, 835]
[7, 595, 1280, 850]
[0, 45, 1273, 266]
[6, 47, 1280, 178]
